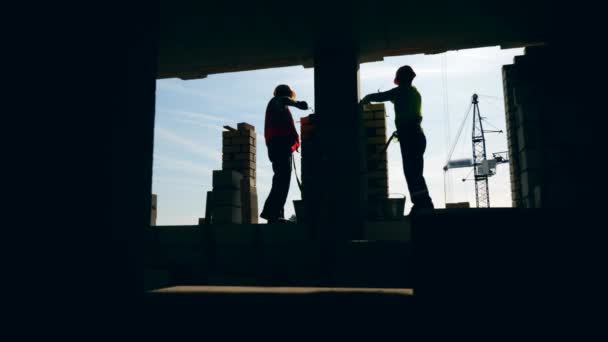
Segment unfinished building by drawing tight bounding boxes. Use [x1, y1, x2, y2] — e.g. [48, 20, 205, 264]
[55, 0, 601, 333]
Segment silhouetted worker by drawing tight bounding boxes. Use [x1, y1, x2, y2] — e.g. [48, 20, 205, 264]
[260, 84, 309, 223]
[360, 66, 435, 213]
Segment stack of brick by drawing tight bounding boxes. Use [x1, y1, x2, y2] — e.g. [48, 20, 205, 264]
[361, 104, 389, 218]
[300, 115, 318, 202]
[221, 123, 258, 223]
[502, 63, 523, 208]
[502, 45, 570, 208]
[298, 114, 326, 224]
[209, 170, 243, 224]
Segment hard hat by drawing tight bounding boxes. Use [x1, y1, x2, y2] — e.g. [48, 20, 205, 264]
[394, 66, 416, 85]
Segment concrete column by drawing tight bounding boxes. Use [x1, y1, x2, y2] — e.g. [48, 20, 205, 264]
[312, 40, 363, 243]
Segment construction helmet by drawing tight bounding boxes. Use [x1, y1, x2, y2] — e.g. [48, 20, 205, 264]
[394, 66, 416, 85]
[274, 84, 295, 99]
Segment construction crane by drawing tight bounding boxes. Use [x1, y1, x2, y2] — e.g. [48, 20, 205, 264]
[443, 94, 509, 208]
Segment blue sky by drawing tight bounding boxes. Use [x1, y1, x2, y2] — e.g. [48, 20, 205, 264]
[153, 46, 524, 225]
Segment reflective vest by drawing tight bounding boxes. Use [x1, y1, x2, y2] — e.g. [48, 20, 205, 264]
[264, 97, 300, 152]
[394, 86, 422, 128]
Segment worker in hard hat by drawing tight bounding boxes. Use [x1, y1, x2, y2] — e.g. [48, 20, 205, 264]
[260, 84, 309, 223]
[360, 66, 435, 213]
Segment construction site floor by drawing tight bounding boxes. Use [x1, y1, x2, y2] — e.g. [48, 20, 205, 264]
[144, 285, 415, 323]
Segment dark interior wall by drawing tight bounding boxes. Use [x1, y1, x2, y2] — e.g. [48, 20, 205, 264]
[54, 2, 160, 317]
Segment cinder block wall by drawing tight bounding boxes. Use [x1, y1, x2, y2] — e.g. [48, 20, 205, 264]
[206, 122, 259, 223]
[502, 45, 572, 208]
[300, 115, 317, 202]
[361, 104, 389, 217]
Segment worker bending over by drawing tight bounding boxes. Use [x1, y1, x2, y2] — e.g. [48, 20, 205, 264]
[360, 66, 435, 213]
[260, 84, 309, 223]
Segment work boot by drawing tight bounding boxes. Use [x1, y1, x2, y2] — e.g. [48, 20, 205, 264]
[409, 200, 434, 215]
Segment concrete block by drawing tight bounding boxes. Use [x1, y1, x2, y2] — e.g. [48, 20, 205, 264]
[523, 196, 534, 208]
[212, 170, 243, 189]
[361, 111, 374, 120]
[213, 189, 242, 207]
[237, 128, 256, 138]
[367, 161, 387, 172]
[240, 144, 256, 154]
[237, 122, 255, 132]
[157, 226, 203, 247]
[373, 112, 386, 119]
[375, 128, 387, 136]
[368, 187, 389, 196]
[241, 182, 259, 224]
[259, 224, 309, 246]
[517, 125, 538, 152]
[222, 145, 240, 153]
[213, 206, 242, 224]
[534, 186, 542, 208]
[520, 170, 538, 198]
[363, 120, 386, 128]
[203, 191, 214, 225]
[234, 152, 255, 161]
[223, 159, 255, 170]
[367, 137, 385, 144]
[364, 221, 411, 241]
[222, 131, 240, 139]
[364, 127, 378, 136]
[212, 224, 257, 246]
[232, 136, 255, 146]
[368, 171, 388, 179]
[241, 176, 256, 189]
[369, 177, 388, 188]
[520, 149, 540, 172]
[366, 144, 386, 154]
[513, 83, 536, 105]
[362, 103, 385, 112]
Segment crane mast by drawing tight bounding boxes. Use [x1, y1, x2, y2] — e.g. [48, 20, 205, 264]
[443, 94, 508, 208]
[471, 94, 490, 208]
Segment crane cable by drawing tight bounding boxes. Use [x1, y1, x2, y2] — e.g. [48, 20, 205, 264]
[445, 102, 473, 167]
[441, 53, 452, 204]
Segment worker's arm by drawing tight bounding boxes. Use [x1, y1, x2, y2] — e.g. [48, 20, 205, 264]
[283, 97, 309, 110]
[360, 88, 396, 104]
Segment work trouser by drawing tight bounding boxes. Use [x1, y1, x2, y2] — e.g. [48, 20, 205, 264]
[397, 123, 434, 209]
[261, 137, 293, 221]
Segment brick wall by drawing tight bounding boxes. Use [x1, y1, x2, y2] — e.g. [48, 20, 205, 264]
[502, 45, 573, 208]
[361, 104, 389, 218]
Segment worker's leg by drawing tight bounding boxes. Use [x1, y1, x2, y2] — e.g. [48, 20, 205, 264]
[261, 139, 293, 222]
[398, 126, 434, 209]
